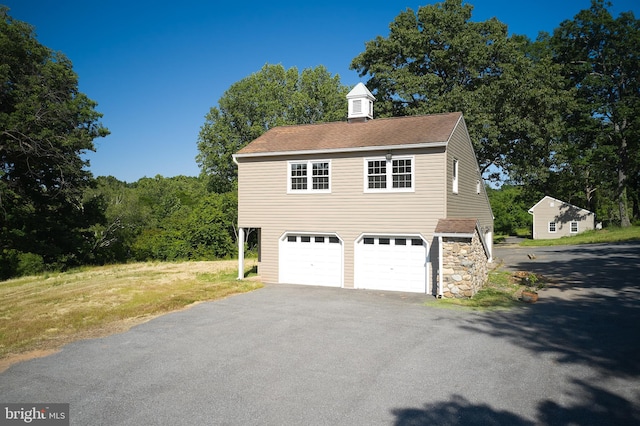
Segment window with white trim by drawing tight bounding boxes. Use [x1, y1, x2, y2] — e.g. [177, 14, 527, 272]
[570, 221, 578, 233]
[288, 160, 331, 193]
[452, 159, 459, 194]
[392, 158, 412, 188]
[549, 222, 557, 233]
[365, 156, 414, 192]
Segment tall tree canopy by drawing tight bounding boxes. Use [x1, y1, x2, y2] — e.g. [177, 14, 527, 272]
[551, 0, 640, 227]
[0, 7, 109, 277]
[196, 63, 349, 192]
[350, 0, 572, 182]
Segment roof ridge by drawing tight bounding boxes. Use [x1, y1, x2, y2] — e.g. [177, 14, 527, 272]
[269, 111, 463, 130]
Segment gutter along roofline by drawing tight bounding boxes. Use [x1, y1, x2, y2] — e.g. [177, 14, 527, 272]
[233, 141, 449, 160]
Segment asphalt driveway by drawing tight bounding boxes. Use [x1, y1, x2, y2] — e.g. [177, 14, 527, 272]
[1, 242, 639, 425]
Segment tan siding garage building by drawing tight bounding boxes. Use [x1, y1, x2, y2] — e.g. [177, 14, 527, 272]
[233, 84, 494, 297]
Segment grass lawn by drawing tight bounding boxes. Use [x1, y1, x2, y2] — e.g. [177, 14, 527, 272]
[0, 259, 261, 370]
[520, 225, 640, 246]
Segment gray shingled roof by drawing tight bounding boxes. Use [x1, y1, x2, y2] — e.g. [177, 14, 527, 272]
[235, 112, 462, 156]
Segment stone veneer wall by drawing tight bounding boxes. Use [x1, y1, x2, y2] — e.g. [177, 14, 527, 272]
[440, 230, 489, 298]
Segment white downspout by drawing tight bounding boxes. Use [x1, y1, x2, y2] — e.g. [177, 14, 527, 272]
[233, 154, 244, 280]
[486, 231, 493, 263]
[438, 235, 444, 298]
[238, 227, 245, 280]
[426, 250, 430, 295]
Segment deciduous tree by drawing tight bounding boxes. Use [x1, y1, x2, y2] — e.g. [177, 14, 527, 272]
[0, 8, 109, 276]
[196, 64, 349, 192]
[551, 0, 640, 227]
[350, 0, 572, 182]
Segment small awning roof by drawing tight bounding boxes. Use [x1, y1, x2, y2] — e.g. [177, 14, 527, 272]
[433, 218, 479, 237]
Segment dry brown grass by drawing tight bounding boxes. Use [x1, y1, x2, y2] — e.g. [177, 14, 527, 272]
[0, 259, 261, 371]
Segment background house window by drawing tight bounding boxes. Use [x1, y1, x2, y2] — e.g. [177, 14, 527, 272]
[289, 160, 330, 193]
[570, 221, 579, 233]
[549, 222, 557, 233]
[366, 156, 414, 192]
[452, 159, 459, 194]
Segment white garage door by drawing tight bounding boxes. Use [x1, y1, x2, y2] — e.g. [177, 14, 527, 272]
[355, 235, 428, 293]
[279, 234, 342, 287]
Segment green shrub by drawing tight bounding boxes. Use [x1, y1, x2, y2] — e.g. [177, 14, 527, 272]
[16, 252, 46, 277]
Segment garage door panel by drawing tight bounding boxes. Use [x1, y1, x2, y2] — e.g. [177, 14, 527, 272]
[355, 236, 427, 293]
[279, 234, 342, 287]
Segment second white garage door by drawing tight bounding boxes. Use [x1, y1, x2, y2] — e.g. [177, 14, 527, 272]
[279, 233, 342, 287]
[354, 235, 428, 293]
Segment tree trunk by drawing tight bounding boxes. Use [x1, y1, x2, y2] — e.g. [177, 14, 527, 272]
[619, 187, 631, 227]
[616, 125, 631, 228]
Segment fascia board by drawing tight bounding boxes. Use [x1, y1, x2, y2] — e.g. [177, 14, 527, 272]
[234, 141, 448, 159]
[433, 232, 475, 239]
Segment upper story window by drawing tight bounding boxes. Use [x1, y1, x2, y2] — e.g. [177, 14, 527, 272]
[288, 160, 331, 193]
[364, 156, 414, 192]
[452, 159, 459, 194]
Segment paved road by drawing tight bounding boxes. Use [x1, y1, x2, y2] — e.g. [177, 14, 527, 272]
[495, 241, 640, 299]
[1, 243, 639, 425]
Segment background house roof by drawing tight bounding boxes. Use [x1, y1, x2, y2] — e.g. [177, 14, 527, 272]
[528, 195, 594, 214]
[235, 112, 462, 156]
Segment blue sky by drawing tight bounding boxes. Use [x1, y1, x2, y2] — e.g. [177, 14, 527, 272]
[4, 0, 639, 182]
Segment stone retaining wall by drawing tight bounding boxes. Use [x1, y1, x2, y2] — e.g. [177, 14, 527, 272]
[440, 230, 489, 298]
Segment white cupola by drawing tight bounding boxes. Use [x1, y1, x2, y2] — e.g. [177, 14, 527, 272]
[347, 82, 374, 122]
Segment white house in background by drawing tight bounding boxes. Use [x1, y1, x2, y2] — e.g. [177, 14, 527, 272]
[233, 83, 494, 297]
[528, 196, 595, 240]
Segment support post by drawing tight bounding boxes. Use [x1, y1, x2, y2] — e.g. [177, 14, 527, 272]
[238, 227, 245, 280]
[438, 235, 444, 298]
